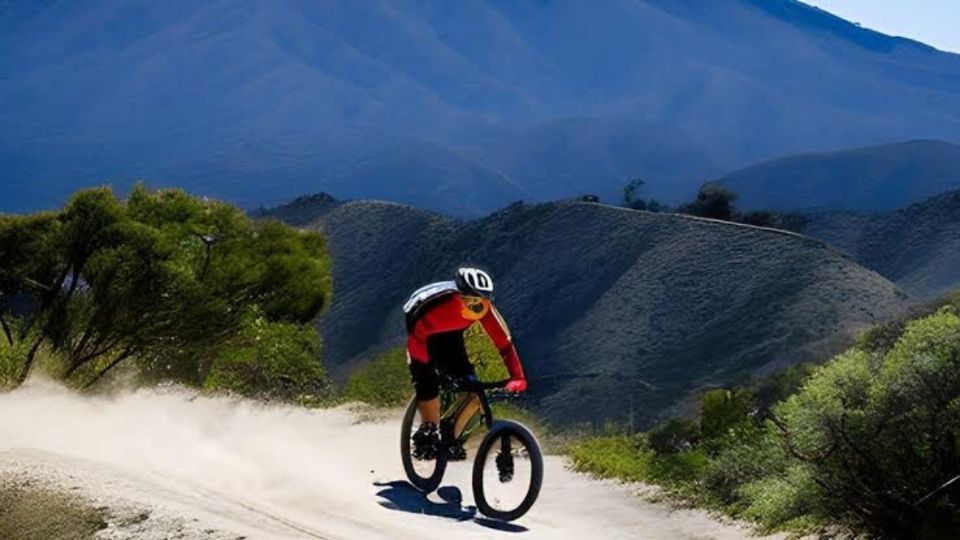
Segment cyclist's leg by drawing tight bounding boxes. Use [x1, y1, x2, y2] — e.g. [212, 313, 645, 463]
[409, 357, 440, 424]
[431, 332, 482, 438]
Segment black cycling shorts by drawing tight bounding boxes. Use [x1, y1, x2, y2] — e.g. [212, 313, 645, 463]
[409, 330, 475, 401]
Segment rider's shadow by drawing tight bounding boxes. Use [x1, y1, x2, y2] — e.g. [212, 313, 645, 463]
[373, 481, 527, 533]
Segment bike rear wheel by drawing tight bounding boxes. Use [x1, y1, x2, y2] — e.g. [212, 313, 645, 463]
[400, 396, 448, 493]
[472, 420, 543, 522]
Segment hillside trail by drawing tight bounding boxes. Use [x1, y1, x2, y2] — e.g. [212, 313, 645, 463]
[0, 380, 774, 539]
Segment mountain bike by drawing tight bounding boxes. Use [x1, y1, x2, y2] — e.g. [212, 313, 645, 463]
[400, 376, 544, 522]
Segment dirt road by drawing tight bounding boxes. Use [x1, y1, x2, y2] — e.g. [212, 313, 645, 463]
[0, 381, 771, 539]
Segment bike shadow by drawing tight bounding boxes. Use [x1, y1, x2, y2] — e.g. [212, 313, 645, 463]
[373, 481, 528, 533]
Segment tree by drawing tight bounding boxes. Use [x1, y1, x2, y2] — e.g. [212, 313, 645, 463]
[623, 179, 647, 210]
[679, 182, 738, 221]
[0, 186, 332, 388]
[771, 308, 960, 537]
[205, 310, 329, 403]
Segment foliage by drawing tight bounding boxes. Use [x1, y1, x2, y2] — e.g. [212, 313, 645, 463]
[737, 464, 824, 534]
[204, 311, 330, 404]
[621, 179, 667, 212]
[753, 363, 815, 415]
[678, 182, 738, 221]
[647, 417, 700, 454]
[772, 307, 960, 536]
[342, 347, 411, 407]
[569, 435, 652, 482]
[569, 306, 960, 537]
[699, 388, 754, 443]
[0, 185, 332, 391]
[672, 183, 805, 230]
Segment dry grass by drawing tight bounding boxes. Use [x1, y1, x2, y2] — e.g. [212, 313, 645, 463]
[0, 478, 107, 540]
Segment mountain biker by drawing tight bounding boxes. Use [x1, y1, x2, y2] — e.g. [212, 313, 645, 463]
[404, 267, 527, 461]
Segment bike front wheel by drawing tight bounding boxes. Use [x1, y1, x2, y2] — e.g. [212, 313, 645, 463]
[400, 396, 448, 493]
[471, 420, 544, 522]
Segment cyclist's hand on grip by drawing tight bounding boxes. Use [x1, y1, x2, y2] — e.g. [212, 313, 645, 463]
[505, 378, 527, 393]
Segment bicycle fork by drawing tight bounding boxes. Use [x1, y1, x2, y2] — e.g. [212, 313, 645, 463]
[497, 435, 515, 483]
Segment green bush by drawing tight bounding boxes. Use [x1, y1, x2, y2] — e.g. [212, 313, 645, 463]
[701, 424, 782, 509]
[738, 465, 823, 534]
[647, 417, 700, 454]
[566, 306, 960, 537]
[699, 388, 754, 445]
[648, 449, 711, 487]
[569, 435, 653, 482]
[204, 311, 330, 404]
[773, 307, 960, 536]
[0, 339, 24, 389]
[342, 347, 411, 407]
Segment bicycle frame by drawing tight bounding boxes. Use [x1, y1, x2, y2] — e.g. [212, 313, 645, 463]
[439, 378, 509, 441]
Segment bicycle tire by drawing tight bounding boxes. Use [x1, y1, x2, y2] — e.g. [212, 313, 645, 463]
[400, 396, 448, 493]
[472, 420, 544, 521]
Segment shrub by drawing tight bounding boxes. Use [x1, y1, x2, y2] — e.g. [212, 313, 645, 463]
[647, 417, 700, 454]
[648, 449, 711, 487]
[569, 435, 652, 482]
[342, 347, 411, 407]
[204, 312, 330, 404]
[697, 423, 785, 508]
[699, 388, 754, 445]
[772, 308, 960, 536]
[738, 464, 823, 533]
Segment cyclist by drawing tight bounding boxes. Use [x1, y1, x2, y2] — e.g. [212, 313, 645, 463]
[403, 267, 527, 460]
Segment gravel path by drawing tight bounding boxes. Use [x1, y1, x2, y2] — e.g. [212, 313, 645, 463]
[0, 381, 777, 539]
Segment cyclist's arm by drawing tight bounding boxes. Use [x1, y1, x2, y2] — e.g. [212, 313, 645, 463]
[479, 306, 525, 382]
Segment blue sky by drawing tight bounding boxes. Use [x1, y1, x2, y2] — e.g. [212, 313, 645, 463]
[804, 0, 960, 53]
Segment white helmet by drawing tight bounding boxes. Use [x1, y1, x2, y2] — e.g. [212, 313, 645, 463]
[455, 267, 494, 298]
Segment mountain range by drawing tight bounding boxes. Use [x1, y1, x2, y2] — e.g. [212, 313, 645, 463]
[802, 188, 960, 298]
[265, 196, 908, 426]
[3, 0, 960, 215]
[720, 140, 960, 212]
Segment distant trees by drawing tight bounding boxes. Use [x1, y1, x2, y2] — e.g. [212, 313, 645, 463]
[0, 185, 332, 395]
[622, 178, 667, 212]
[677, 182, 738, 220]
[673, 181, 808, 232]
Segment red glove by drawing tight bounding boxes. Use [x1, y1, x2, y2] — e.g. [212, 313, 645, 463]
[505, 378, 527, 393]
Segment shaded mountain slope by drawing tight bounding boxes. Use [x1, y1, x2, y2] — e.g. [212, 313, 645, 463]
[3, 1, 960, 214]
[302, 199, 908, 426]
[803, 189, 960, 297]
[720, 140, 960, 211]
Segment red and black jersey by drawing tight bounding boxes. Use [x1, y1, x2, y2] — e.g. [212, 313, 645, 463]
[405, 291, 524, 382]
